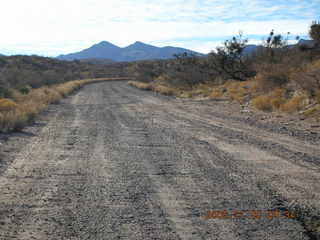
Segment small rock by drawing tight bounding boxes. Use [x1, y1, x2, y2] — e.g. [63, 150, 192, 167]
[311, 125, 320, 128]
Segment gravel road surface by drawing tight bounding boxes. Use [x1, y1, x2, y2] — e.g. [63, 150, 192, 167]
[0, 81, 319, 240]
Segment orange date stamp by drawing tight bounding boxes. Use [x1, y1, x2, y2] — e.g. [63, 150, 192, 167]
[203, 210, 296, 220]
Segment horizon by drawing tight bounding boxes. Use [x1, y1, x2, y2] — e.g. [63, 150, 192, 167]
[0, 0, 318, 57]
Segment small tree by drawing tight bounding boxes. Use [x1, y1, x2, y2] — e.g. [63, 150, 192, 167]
[208, 32, 255, 81]
[309, 21, 320, 46]
[262, 30, 291, 63]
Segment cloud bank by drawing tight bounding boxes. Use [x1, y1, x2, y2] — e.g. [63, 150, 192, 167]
[0, 0, 318, 55]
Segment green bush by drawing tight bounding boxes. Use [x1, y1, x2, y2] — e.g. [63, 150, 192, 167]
[19, 86, 31, 95]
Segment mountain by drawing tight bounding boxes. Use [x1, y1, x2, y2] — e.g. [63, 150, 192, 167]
[243, 45, 264, 55]
[297, 39, 317, 49]
[57, 41, 203, 62]
[58, 41, 121, 61]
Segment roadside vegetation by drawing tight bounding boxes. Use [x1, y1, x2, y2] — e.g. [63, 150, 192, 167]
[0, 78, 129, 132]
[0, 55, 130, 132]
[128, 22, 320, 121]
[0, 55, 128, 99]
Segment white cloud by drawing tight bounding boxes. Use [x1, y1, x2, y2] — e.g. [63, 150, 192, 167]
[0, 0, 317, 55]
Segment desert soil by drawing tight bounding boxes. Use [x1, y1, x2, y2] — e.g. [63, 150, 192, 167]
[0, 81, 319, 240]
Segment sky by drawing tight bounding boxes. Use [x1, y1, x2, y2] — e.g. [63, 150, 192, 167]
[0, 0, 319, 56]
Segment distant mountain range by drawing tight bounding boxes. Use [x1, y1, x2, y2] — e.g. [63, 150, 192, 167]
[57, 41, 203, 62]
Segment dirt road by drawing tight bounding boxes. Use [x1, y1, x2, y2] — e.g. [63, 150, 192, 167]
[0, 81, 319, 239]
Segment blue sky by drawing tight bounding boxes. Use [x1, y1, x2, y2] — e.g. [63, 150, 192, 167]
[0, 0, 318, 56]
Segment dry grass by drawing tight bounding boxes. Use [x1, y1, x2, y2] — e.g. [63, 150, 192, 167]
[209, 80, 251, 103]
[130, 62, 320, 119]
[280, 95, 307, 113]
[153, 85, 176, 96]
[251, 88, 286, 112]
[0, 99, 18, 112]
[302, 105, 320, 118]
[251, 87, 308, 113]
[253, 63, 291, 92]
[128, 81, 176, 96]
[128, 81, 153, 90]
[210, 88, 224, 98]
[252, 95, 273, 111]
[178, 92, 193, 98]
[290, 60, 320, 95]
[228, 88, 247, 104]
[0, 78, 125, 132]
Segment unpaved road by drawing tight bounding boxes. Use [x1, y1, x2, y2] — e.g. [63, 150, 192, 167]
[0, 81, 320, 240]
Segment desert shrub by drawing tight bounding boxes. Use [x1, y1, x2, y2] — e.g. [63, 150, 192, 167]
[208, 33, 255, 81]
[291, 60, 320, 96]
[270, 98, 285, 109]
[227, 86, 248, 103]
[280, 95, 307, 113]
[153, 85, 175, 96]
[255, 64, 290, 91]
[252, 95, 273, 111]
[164, 53, 210, 88]
[19, 86, 31, 95]
[210, 88, 224, 98]
[127, 61, 164, 83]
[251, 88, 306, 112]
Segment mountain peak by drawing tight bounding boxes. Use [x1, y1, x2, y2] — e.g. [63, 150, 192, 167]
[94, 41, 119, 48]
[127, 41, 152, 47]
[133, 41, 146, 45]
[57, 40, 203, 62]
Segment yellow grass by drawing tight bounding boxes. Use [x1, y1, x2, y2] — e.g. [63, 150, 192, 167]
[270, 98, 285, 109]
[128, 81, 153, 90]
[280, 95, 307, 113]
[153, 85, 175, 96]
[210, 88, 224, 98]
[252, 95, 273, 111]
[0, 78, 127, 132]
[0, 99, 18, 112]
[251, 87, 308, 113]
[268, 88, 286, 110]
[128, 81, 176, 96]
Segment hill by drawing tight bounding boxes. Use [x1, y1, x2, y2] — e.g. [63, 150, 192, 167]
[0, 55, 129, 98]
[57, 41, 203, 62]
